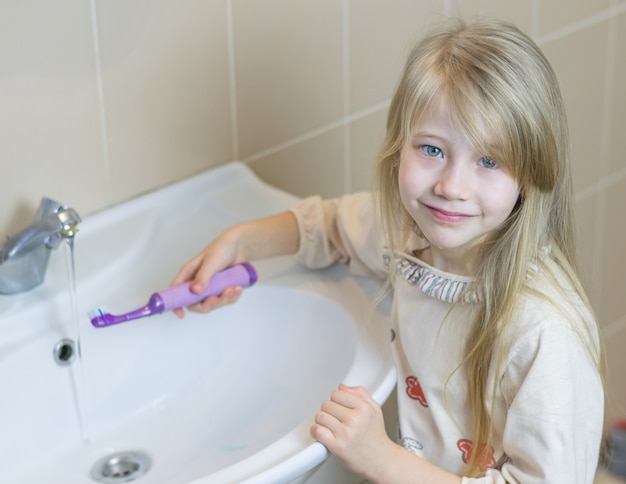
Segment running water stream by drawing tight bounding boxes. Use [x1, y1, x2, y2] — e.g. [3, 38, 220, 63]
[63, 238, 90, 443]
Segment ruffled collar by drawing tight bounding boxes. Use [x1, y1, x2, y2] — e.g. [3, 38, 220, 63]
[384, 245, 552, 304]
[386, 253, 479, 303]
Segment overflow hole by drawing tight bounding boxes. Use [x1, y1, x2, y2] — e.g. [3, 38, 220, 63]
[53, 339, 76, 366]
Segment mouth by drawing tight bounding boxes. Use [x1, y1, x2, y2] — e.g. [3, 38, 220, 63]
[422, 203, 474, 223]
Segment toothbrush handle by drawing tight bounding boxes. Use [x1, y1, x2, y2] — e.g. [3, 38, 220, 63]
[154, 263, 258, 312]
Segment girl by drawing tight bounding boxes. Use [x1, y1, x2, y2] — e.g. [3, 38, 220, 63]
[172, 19, 605, 483]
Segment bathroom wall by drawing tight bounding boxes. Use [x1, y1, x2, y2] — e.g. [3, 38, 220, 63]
[2, 0, 625, 423]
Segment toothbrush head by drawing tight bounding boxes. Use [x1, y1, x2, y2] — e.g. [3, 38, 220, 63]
[88, 301, 156, 328]
[89, 306, 113, 327]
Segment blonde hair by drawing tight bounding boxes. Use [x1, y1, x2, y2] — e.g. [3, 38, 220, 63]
[374, 18, 604, 476]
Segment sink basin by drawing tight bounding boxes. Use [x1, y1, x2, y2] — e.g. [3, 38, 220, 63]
[0, 162, 394, 483]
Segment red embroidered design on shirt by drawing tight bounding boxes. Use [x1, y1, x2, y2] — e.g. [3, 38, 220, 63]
[457, 439, 496, 471]
[405, 376, 428, 407]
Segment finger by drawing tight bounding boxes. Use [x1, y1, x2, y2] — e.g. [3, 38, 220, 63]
[189, 258, 234, 294]
[325, 392, 366, 416]
[186, 286, 243, 313]
[187, 295, 219, 313]
[328, 386, 382, 429]
[310, 411, 350, 455]
[170, 255, 203, 287]
[329, 386, 367, 409]
[338, 384, 370, 397]
[318, 400, 350, 424]
[209, 286, 243, 307]
[310, 421, 336, 446]
[312, 409, 343, 440]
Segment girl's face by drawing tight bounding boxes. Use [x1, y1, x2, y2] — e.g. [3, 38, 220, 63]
[398, 96, 520, 274]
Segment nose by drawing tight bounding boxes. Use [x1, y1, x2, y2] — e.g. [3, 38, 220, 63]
[433, 161, 471, 200]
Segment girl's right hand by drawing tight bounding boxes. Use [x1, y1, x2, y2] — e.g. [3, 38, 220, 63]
[170, 227, 245, 318]
[169, 211, 300, 319]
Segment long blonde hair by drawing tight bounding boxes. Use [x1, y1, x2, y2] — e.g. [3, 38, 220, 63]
[375, 18, 604, 476]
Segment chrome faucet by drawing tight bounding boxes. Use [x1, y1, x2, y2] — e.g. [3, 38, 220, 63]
[0, 198, 81, 294]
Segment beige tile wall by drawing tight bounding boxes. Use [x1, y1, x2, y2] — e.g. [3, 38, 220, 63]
[1, 1, 625, 420]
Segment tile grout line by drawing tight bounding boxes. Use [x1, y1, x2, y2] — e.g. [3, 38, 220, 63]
[575, 165, 626, 202]
[591, 14, 619, 306]
[242, 118, 347, 164]
[88, 0, 112, 205]
[242, 101, 390, 164]
[226, 0, 239, 161]
[537, 3, 626, 46]
[530, 0, 541, 38]
[342, 0, 352, 194]
[603, 314, 626, 339]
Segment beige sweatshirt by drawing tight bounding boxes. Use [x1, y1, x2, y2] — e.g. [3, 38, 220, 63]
[291, 192, 603, 484]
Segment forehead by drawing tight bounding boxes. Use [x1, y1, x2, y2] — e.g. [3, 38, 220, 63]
[411, 93, 498, 152]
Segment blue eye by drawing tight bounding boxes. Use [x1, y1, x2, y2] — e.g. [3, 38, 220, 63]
[421, 145, 443, 158]
[478, 157, 497, 168]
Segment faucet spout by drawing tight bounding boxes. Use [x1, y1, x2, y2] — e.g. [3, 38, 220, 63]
[0, 198, 82, 294]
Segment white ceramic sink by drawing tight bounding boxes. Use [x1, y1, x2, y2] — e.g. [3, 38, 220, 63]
[0, 162, 394, 483]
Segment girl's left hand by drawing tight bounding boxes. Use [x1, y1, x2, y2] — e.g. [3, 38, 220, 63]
[310, 384, 394, 479]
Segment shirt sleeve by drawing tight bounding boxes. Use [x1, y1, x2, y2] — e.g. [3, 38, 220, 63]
[290, 192, 388, 279]
[461, 323, 604, 484]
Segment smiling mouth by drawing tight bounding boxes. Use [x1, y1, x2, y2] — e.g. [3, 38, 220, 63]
[424, 204, 474, 223]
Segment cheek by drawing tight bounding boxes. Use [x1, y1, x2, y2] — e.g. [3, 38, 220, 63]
[397, 159, 411, 200]
[397, 156, 424, 198]
[485, 178, 520, 221]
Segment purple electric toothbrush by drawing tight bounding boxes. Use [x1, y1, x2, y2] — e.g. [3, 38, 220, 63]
[89, 263, 257, 328]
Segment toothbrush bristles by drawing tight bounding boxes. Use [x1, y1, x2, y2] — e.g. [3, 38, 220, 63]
[89, 306, 109, 321]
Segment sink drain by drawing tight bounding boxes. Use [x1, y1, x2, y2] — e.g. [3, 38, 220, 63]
[90, 451, 151, 483]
